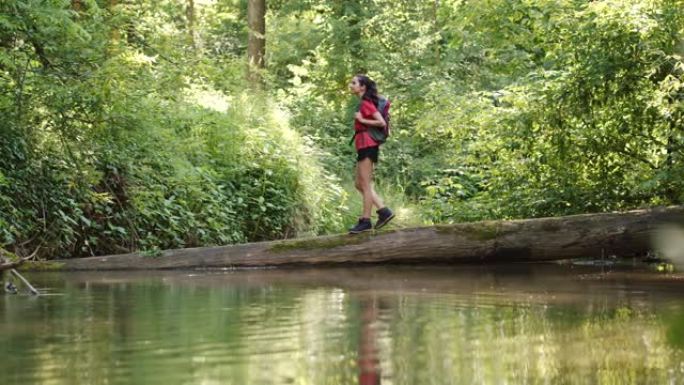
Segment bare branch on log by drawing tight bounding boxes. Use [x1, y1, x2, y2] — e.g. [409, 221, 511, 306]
[9, 269, 39, 295]
[0, 247, 40, 271]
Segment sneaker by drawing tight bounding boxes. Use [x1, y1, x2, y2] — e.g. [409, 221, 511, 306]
[349, 218, 373, 234]
[375, 207, 395, 229]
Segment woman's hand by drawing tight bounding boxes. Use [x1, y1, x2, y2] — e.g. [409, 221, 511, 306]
[356, 111, 386, 127]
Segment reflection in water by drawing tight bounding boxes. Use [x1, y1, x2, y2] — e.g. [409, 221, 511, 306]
[0, 265, 683, 385]
[358, 296, 380, 385]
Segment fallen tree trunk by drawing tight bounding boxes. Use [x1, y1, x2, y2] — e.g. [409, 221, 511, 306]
[1, 248, 36, 271]
[53, 206, 684, 271]
[1, 257, 32, 271]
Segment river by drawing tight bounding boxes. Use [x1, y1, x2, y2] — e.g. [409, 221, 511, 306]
[1, 263, 683, 384]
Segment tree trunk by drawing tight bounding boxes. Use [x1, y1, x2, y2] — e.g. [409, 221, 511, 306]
[186, 0, 197, 51]
[52, 206, 684, 271]
[433, 0, 440, 66]
[247, 0, 266, 85]
[107, 0, 119, 58]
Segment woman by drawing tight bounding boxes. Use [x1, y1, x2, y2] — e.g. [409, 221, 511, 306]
[348, 74, 394, 234]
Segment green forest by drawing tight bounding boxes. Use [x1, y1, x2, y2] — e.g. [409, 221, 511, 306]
[1, 0, 683, 260]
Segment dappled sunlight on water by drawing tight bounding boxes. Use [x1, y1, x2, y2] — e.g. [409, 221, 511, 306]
[1, 264, 684, 384]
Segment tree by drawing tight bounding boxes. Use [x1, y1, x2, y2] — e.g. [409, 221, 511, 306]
[186, 0, 197, 50]
[247, 0, 266, 85]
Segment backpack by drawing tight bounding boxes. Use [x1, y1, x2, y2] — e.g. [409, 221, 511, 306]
[369, 97, 391, 144]
[350, 97, 392, 146]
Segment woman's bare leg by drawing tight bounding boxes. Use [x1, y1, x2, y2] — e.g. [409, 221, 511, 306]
[370, 184, 384, 210]
[356, 159, 373, 218]
[356, 158, 378, 218]
[355, 173, 384, 209]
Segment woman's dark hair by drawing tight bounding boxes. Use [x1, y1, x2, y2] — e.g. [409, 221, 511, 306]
[355, 74, 379, 107]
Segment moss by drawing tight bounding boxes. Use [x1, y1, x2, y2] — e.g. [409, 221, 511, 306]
[269, 233, 373, 253]
[435, 222, 511, 241]
[468, 223, 503, 241]
[18, 261, 65, 271]
[435, 219, 571, 241]
[436, 221, 529, 241]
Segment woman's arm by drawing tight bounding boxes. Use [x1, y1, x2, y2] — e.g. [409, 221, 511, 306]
[355, 111, 386, 128]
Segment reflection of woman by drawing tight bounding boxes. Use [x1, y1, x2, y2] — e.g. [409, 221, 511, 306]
[348, 74, 394, 234]
[358, 296, 381, 385]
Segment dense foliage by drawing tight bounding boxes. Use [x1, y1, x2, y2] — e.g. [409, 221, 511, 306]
[1, 0, 683, 259]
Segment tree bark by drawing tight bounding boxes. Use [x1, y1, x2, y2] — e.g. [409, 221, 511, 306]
[433, 0, 440, 66]
[186, 0, 197, 51]
[247, 0, 266, 84]
[107, 0, 119, 58]
[52, 206, 684, 271]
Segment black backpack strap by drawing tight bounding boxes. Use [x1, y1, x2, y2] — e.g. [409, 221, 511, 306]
[350, 102, 365, 146]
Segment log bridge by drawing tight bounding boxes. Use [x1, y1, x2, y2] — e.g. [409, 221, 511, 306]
[52, 206, 684, 271]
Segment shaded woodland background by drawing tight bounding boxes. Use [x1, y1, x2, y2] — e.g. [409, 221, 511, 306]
[1, 0, 683, 259]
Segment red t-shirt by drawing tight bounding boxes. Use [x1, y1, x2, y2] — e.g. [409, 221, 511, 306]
[354, 99, 380, 150]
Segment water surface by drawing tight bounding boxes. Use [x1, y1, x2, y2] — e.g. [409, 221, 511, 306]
[1, 264, 684, 384]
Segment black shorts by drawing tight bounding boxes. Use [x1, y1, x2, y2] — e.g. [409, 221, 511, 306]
[357, 146, 379, 163]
